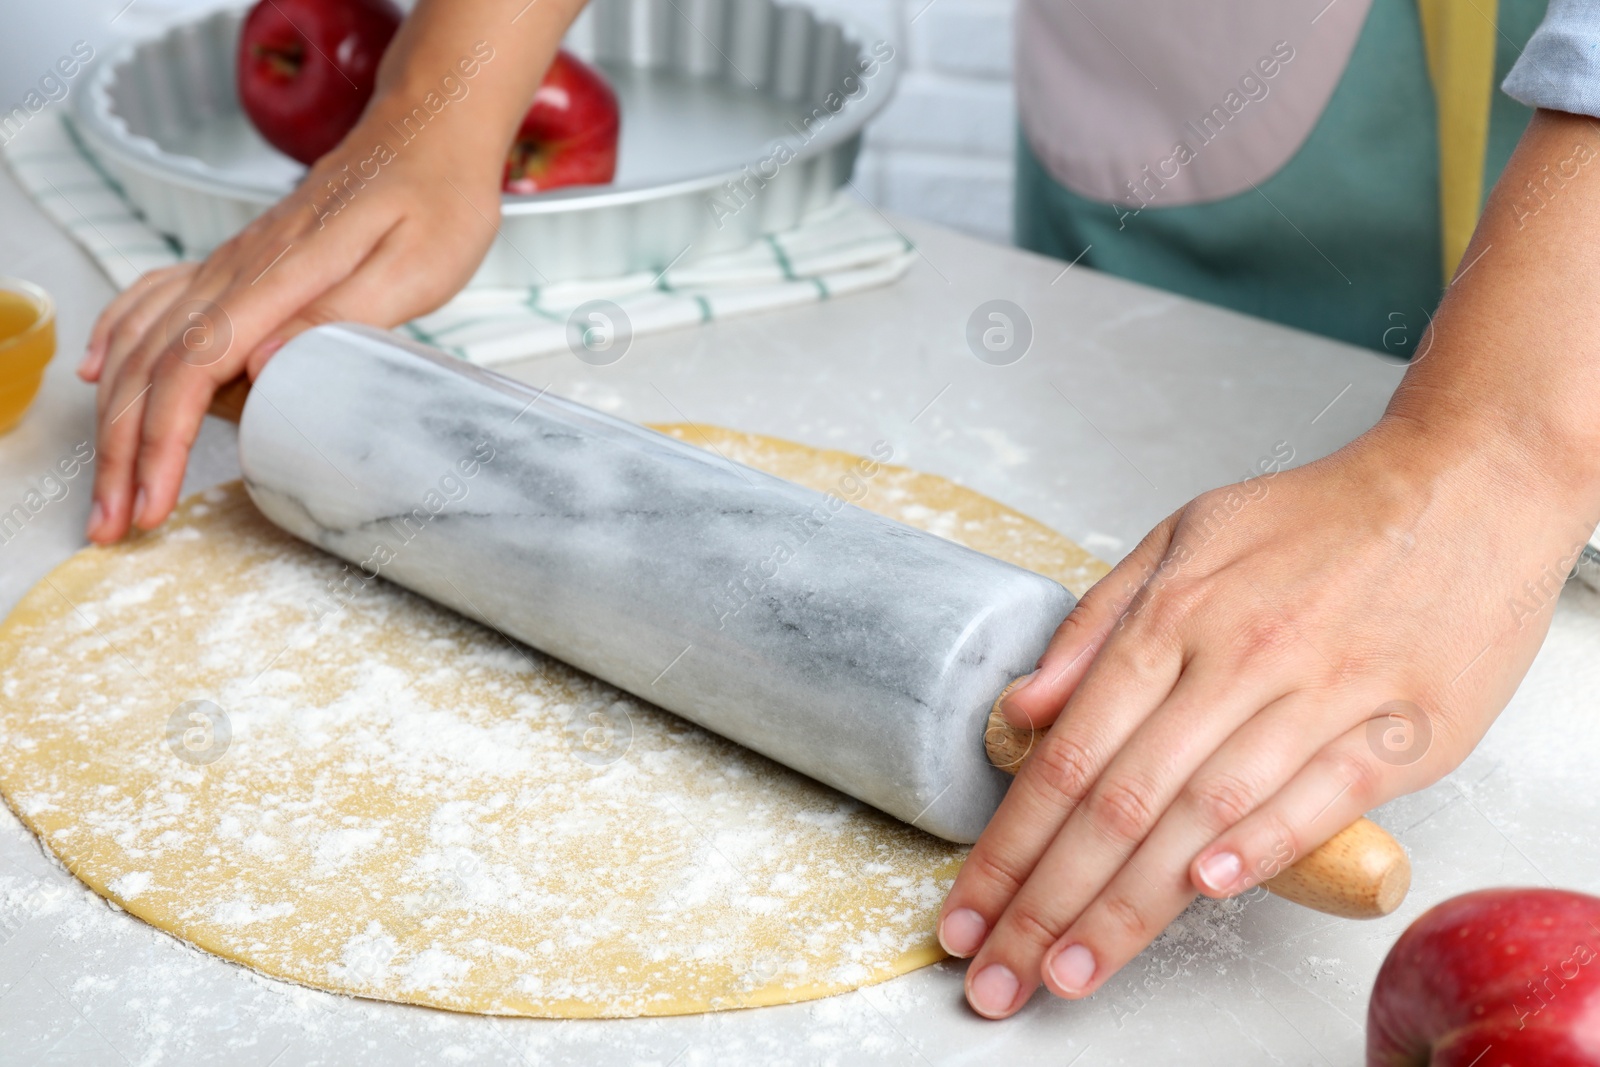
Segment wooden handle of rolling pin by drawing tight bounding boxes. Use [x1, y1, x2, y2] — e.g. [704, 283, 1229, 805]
[209, 376, 251, 423]
[984, 700, 1410, 919]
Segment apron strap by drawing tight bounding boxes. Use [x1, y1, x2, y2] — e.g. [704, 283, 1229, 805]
[1417, 0, 1500, 280]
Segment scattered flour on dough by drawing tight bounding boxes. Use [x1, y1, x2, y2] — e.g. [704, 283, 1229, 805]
[108, 871, 152, 900]
[212, 899, 295, 925]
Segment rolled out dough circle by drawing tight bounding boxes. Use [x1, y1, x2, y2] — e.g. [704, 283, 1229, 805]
[0, 425, 1107, 1018]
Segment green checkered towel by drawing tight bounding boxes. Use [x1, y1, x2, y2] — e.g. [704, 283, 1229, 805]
[3, 110, 915, 367]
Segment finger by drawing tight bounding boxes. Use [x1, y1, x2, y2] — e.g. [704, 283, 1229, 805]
[94, 218, 395, 540]
[1180, 693, 1374, 898]
[959, 664, 1282, 1016]
[244, 228, 455, 375]
[1001, 510, 1181, 730]
[937, 606, 1184, 975]
[1190, 726, 1420, 900]
[131, 225, 430, 532]
[94, 269, 224, 425]
[82, 265, 194, 382]
[132, 230, 388, 531]
[1034, 691, 1340, 999]
[1040, 858, 1197, 1000]
[91, 272, 232, 540]
[89, 271, 230, 543]
[136, 211, 395, 402]
[210, 211, 401, 373]
[130, 357, 229, 529]
[89, 358, 156, 542]
[130, 237, 420, 528]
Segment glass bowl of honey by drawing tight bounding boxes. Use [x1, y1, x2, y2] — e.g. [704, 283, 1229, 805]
[0, 278, 56, 435]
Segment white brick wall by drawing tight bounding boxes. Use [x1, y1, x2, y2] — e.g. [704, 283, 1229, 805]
[807, 0, 1019, 244]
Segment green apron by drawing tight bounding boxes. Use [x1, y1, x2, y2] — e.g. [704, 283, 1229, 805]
[1015, 0, 1545, 357]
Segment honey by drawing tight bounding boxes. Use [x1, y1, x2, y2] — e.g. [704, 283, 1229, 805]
[0, 280, 55, 435]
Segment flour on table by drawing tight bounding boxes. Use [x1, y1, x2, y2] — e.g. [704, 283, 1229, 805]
[0, 426, 1108, 1018]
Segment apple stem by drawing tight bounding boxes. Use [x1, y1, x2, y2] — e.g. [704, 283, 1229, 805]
[251, 42, 304, 78]
[507, 141, 549, 182]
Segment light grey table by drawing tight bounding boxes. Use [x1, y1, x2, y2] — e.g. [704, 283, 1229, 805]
[3, 157, 1596, 1066]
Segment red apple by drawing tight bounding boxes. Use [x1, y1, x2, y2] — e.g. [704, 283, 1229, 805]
[1368, 888, 1600, 1066]
[237, 0, 401, 165]
[502, 50, 619, 194]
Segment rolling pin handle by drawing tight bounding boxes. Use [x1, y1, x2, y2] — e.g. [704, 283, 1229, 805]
[208, 375, 251, 424]
[983, 695, 1410, 920]
[982, 678, 1039, 772]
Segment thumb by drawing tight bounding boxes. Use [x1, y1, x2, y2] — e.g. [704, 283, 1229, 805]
[1000, 509, 1180, 729]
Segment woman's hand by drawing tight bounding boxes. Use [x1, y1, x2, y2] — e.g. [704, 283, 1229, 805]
[79, 0, 587, 544]
[939, 105, 1600, 1018]
[936, 414, 1588, 1017]
[80, 93, 504, 544]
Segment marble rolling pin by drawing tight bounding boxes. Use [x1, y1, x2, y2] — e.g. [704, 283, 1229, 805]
[232, 324, 1408, 918]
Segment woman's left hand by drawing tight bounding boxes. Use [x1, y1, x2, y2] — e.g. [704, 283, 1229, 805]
[935, 413, 1586, 1017]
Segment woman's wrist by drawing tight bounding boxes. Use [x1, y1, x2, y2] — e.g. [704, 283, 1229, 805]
[349, 85, 512, 189]
[1358, 391, 1600, 584]
[370, 0, 586, 162]
[1381, 366, 1600, 512]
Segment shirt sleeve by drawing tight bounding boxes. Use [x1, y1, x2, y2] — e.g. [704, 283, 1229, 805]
[1502, 0, 1600, 117]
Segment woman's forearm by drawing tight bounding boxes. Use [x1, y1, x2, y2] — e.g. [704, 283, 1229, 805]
[1390, 109, 1600, 513]
[371, 0, 590, 182]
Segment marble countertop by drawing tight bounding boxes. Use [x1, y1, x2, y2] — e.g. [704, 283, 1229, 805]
[4, 159, 1597, 1067]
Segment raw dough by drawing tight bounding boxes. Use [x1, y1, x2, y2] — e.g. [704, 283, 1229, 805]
[0, 425, 1107, 1018]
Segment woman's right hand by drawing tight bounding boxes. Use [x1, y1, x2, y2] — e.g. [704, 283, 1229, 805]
[80, 0, 589, 545]
[80, 91, 505, 544]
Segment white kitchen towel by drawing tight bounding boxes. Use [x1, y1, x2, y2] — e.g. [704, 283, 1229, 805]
[3, 110, 915, 367]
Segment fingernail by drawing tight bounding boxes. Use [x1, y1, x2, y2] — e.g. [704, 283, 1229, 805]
[252, 338, 286, 364]
[132, 487, 147, 528]
[1001, 671, 1040, 722]
[1196, 850, 1243, 893]
[88, 499, 104, 537]
[967, 964, 1019, 1017]
[939, 908, 987, 957]
[1048, 943, 1096, 995]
